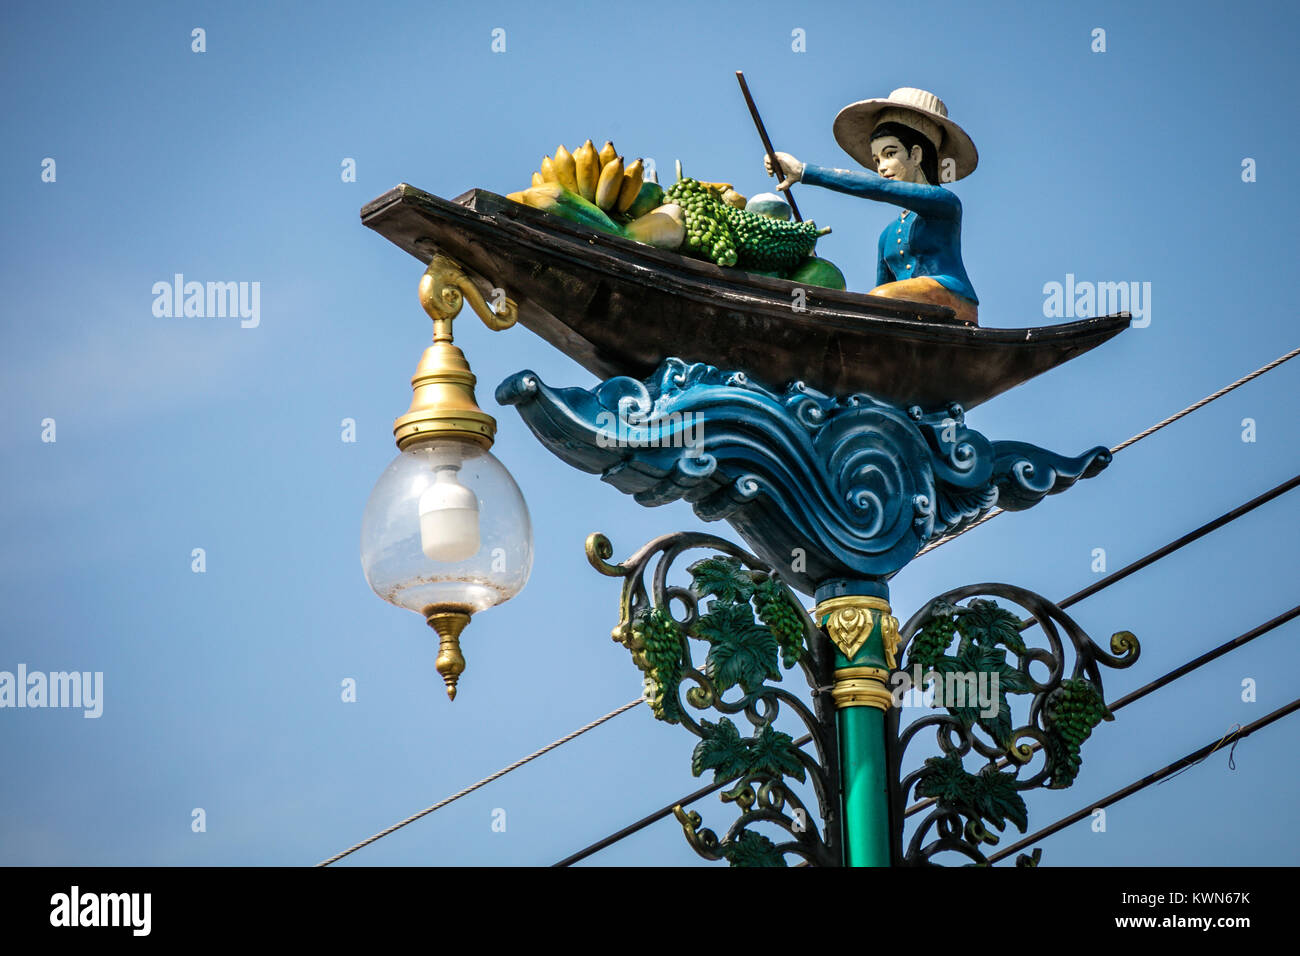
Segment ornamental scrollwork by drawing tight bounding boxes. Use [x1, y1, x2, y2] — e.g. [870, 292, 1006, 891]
[586, 530, 840, 867]
[886, 583, 1140, 866]
[499, 358, 1112, 593]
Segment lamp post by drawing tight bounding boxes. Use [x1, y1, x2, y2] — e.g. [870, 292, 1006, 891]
[360, 254, 533, 699]
[359, 186, 1138, 866]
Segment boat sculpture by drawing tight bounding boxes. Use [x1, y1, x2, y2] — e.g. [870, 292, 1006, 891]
[361, 184, 1128, 411]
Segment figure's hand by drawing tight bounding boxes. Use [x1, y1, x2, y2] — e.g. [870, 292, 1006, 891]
[763, 151, 804, 190]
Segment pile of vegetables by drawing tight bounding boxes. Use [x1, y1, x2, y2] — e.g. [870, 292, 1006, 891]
[506, 142, 846, 290]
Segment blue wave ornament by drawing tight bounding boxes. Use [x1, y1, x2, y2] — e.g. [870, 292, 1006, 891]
[497, 359, 1109, 594]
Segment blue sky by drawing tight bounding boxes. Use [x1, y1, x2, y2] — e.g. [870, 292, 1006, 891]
[1, 0, 1297, 866]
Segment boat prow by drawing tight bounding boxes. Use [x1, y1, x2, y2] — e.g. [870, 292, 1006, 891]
[361, 184, 1129, 410]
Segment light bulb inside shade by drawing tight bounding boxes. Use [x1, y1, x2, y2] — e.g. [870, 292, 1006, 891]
[361, 438, 533, 615]
[419, 466, 480, 561]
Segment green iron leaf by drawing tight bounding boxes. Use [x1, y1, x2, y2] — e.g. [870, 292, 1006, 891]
[914, 753, 975, 806]
[687, 556, 756, 604]
[960, 599, 1028, 655]
[748, 724, 806, 783]
[693, 601, 780, 694]
[705, 625, 781, 694]
[691, 717, 751, 780]
[970, 764, 1029, 833]
[721, 829, 787, 868]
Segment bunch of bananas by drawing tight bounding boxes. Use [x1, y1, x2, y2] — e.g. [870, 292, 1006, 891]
[534, 140, 649, 215]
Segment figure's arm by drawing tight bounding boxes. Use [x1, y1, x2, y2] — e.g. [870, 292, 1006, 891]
[801, 163, 959, 219]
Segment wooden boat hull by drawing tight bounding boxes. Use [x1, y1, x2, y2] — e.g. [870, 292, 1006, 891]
[361, 184, 1128, 410]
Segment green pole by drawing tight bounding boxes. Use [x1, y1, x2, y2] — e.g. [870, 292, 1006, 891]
[815, 580, 898, 867]
[838, 702, 891, 865]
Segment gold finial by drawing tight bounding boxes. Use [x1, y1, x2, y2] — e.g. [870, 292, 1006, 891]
[425, 605, 472, 700]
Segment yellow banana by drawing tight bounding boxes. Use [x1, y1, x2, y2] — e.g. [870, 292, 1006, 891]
[595, 156, 625, 211]
[552, 145, 579, 193]
[575, 140, 599, 202]
[598, 140, 617, 168]
[540, 156, 560, 185]
[616, 159, 644, 213]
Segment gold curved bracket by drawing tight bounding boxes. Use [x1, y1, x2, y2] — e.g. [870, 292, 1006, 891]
[880, 612, 901, 670]
[584, 532, 628, 578]
[419, 253, 518, 342]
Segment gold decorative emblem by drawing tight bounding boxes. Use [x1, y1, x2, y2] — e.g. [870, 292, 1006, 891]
[825, 606, 875, 659]
[814, 595, 894, 660]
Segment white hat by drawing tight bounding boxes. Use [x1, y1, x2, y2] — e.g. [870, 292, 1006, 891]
[832, 87, 978, 181]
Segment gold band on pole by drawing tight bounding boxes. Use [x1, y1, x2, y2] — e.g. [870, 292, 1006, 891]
[814, 595, 902, 710]
[830, 677, 896, 710]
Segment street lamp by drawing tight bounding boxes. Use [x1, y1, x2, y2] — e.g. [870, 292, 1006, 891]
[360, 185, 1134, 867]
[361, 254, 532, 700]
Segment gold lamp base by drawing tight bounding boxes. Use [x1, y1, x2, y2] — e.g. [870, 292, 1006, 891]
[424, 604, 473, 700]
[393, 254, 519, 452]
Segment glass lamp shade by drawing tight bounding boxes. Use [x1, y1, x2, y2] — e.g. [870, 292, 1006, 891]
[361, 437, 533, 615]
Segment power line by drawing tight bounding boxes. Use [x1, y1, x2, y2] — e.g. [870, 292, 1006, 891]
[1109, 345, 1300, 454]
[985, 696, 1300, 865]
[1106, 605, 1299, 715]
[316, 696, 644, 866]
[1053, 473, 1300, 612]
[915, 346, 1300, 557]
[553, 733, 814, 867]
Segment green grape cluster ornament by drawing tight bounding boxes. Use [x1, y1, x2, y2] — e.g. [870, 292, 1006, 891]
[905, 605, 960, 673]
[630, 605, 685, 722]
[753, 576, 806, 668]
[1044, 678, 1114, 788]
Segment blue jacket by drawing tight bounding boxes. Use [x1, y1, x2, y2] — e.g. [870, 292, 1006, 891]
[800, 163, 978, 304]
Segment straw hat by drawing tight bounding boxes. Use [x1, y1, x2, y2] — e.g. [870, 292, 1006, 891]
[833, 87, 978, 181]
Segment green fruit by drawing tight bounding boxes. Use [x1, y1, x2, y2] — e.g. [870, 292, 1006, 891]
[511, 182, 625, 236]
[745, 192, 793, 220]
[623, 181, 666, 220]
[786, 256, 847, 290]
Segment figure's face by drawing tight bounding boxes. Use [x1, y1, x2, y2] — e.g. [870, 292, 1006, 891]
[871, 135, 926, 183]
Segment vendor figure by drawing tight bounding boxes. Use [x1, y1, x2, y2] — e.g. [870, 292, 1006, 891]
[766, 87, 979, 325]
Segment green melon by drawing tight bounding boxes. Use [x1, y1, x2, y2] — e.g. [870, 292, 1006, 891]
[786, 255, 846, 290]
[623, 181, 665, 221]
[745, 192, 793, 221]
